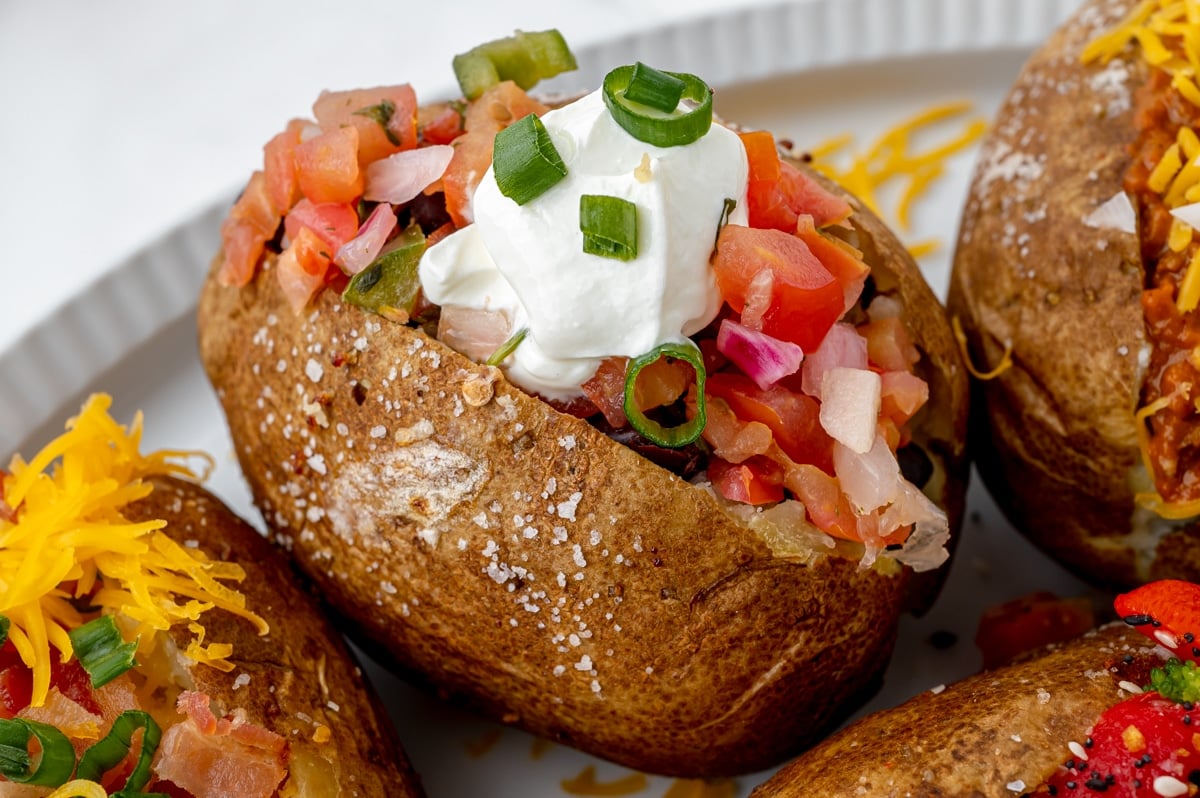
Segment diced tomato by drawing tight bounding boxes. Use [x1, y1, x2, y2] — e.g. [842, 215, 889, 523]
[880, 370, 929, 428]
[283, 198, 359, 254]
[276, 227, 332, 314]
[425, 220, 456, 248]
[777, 160, 852, 228]
[295, 125, 363, 205]
[859, 315, 920, 372]
[442, 82, 549, 227]
[974, 591, 1096, 670]
[698, 396, 774, 464]
[794, 215, 868, 313]
[783, 463, 859, 541]
[706, 372, 834, 473]
[713, 225, 843, 352]
[313, 84, 418, 164]
[262, 118, 306, 213]
[219, 171, 281, 287]
[420, 103, 466, 145]
[0, 664, 31, 719]
[709, 456, 784, 505]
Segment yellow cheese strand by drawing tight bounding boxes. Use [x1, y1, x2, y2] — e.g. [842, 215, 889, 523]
[46, 780, 108, 798]
[0, 394, 266, 706]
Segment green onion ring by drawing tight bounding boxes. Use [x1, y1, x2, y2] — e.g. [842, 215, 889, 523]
[76, 710, 161, 792]
[0, 718, 75, 786]
[580, 194, 638, 261]
[68, 615, 138, 689]
[602, 64, 713, 148]
[487, 328, 529, 367]
[623, 343, 707, 447]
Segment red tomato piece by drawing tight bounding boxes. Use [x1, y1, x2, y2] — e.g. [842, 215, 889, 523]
[740, 131, 797, 233]
[974, 591, 1096, 670]
[713, 225, 843, 352]
[778, 160, 852, 228]
[442, 82, 549, 228]
[706, 372, 834, 473]
[218, 171, 281, 287]
[1115, 580, 1200, 662]
[283, 198, 359, 254]
[313, 84, 418, 164]
[783, 463, 859, 541]
[295, 126, 363, 205]
[794, 215, 868, 313]
[276, 227, 332, 314]
[0, 665, 31, 719]
[860, 315, 920, 372]
[420, 103, 466, 145]
[709, 456, 784, 505]
[1039, 692, 1200, 798]
[262, 118, 306, 213]
[880, 370, 929, 428]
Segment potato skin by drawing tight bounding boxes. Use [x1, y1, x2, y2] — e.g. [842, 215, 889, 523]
[948, 0, 1200, 588]
[198, 155, 967, 776]
[751, 623, 1158, 797]
[123, 475, 423, 798]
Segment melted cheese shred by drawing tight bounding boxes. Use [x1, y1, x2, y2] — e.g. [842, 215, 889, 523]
[0, 394, 267, 707]
[1085, 1, 1200, 517]
[809, 102, 987, 257]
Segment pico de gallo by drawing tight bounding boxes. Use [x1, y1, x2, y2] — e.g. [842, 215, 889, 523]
[0, 395, 294, 798]
[1022, 580, 1200, 798]
[218, 30, 948, 571]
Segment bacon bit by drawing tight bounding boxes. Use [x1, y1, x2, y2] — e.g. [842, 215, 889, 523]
[311, 724, 331, 744]
[154, 691, 287, 798]
[1123, 723, 1148, 753]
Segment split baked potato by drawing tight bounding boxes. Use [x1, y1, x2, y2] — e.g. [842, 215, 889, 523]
[0, 395, 422, 797]
[198, 40, 969, 777]
[752, 580, 1200, 797]
[949, 0, 1200, 587]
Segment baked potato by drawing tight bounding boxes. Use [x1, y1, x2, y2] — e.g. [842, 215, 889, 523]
[753, 579, 1200, 797]
[949, 0, 1200, 588]
[197, 36, 969, 777]
[0, 394, 422, 797]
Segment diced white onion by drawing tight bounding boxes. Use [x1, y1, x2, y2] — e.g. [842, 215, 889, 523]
[818, 367, 880, 453]
[1082, 191, 1136, 234]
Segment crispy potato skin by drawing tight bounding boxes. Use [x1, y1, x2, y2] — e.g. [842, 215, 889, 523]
[752, 623, 1157, 797]
[198, 155, 967, 776]
[948, 0, 1200, 587]
[123, 476, 422, 798]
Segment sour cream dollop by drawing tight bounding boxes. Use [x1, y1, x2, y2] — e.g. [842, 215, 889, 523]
[419, 89, 749, 400]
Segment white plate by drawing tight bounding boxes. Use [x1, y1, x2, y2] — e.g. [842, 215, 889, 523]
[1, 0, 1101, 794]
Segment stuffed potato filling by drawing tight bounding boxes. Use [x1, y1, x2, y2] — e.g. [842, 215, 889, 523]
[216, 33, 949, 570]
[1091, 2, 1200, 510]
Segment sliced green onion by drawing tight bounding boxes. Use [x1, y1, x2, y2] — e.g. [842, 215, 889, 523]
[622, 62, 686, 113]
[453, 29, 578, 100]
[493, 114, 567, 205]
[68, 615, 137, 689]
[580, 195, 638, 261]
[715, 197, 737, 250]
[486, 328, 529, 366]
[0, 616, 9, 648]
[352, 99, 401, 146]
[602, 64, 713, 148]
[76, 711, 161, 793]
[0, 718, 75, 786]
[342, 223, 426, 321]
[623, 343, 707, 448]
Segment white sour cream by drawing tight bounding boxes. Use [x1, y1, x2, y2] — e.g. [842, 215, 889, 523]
[418, 89, 749, 400]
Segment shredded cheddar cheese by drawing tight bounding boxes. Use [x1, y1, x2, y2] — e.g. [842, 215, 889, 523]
[0, 394, 267, 707]
[46, 780, 107, 798]
[951, 316, 1013, 380]
[809, 102, 987, 257]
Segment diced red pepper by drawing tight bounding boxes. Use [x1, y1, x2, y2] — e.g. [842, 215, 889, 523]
[713, 225, 843, 353]
[1115, 580, 1200, 662]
